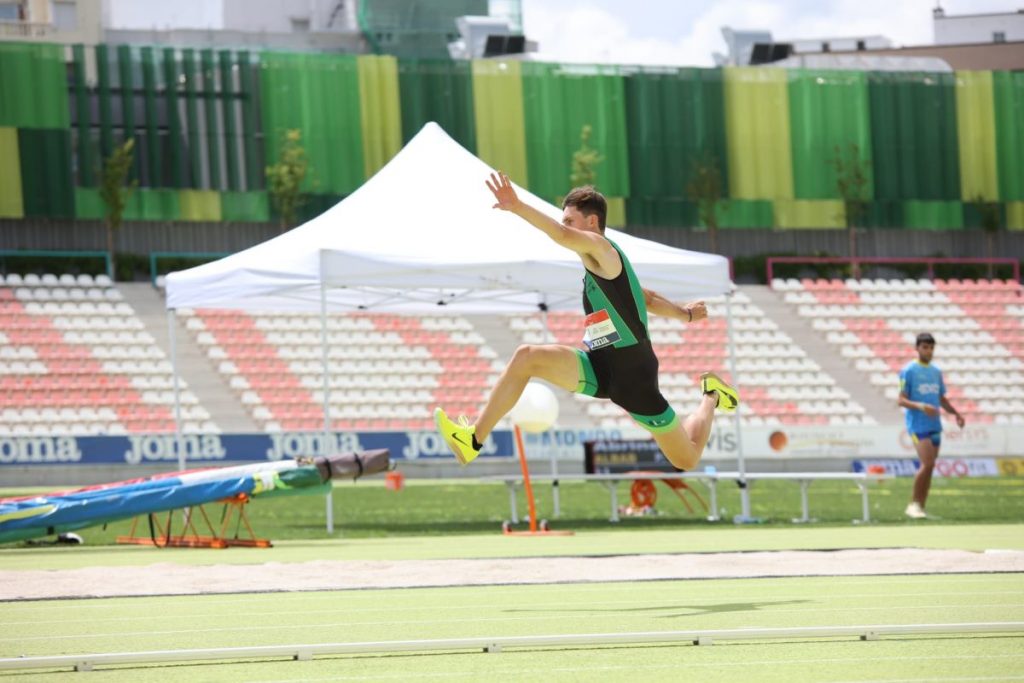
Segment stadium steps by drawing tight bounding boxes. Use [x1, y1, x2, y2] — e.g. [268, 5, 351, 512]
[467, 314, 591, 428]
[742, 285, 894, 425]
[117, 284, 259, 432]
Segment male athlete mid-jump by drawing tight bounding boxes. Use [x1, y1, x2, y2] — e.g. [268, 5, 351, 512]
[435, 172, 739, 471]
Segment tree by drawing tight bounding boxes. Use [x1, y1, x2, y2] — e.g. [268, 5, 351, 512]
[973, 194, 1003, 279]
[98, 138, 137, 281]
[570, 124, 603, 188]
[266, 129, 309, 231]
[829, 143, 871, 279]
[686, 152, 726, 253]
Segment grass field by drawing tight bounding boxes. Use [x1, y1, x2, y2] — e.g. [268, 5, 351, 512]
[1, 476, 1023, 681]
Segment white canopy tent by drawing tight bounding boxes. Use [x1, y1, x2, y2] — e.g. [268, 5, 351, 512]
[164, 122, 750, 518]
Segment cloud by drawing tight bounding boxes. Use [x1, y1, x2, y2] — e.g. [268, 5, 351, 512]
[521, 0, 1007, 68]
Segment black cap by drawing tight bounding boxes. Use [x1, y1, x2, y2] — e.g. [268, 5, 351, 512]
[916, 332, 935, 346]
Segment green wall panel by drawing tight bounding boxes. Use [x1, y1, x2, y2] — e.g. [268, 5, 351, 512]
[95, 44, 114, 159]
[903, 200, 963, 229]
[0, 43, 69, 128]
[179, 189, 222, 221]
[775, 199, 845, 229]
[221, 191, 270, 222]
[124, 189, 181, 221]
[74, 188, 105, 220]
[993, 71, 1024, 201]
[181, 49, 202, 188]
[0, 127, 23, 217]
[18, 128, 74, 218]
[715, 199, 774, 228]
[626, 198, 697, 228]
[162, 47, 183, 188]
[520, 62, 629, 201]
[357, 55, 402, 179]
[724, 67, 793, 200]
[623, 68, 728, 201]
[788, 70, 872, 200]
[237, 51, 261, 191]
[955, 71, 998, 201]
[261, 52, 365, 195]
[200, 49, 222, 190]
[219, 50, 241, 191]
[398, 59, 476, 151]
[471, 59, 528, 186]
[141, 47, 163, 188]
[861, 201, 904, 229]
[869, 72, 960, 200]
[72, 44, 95, 187]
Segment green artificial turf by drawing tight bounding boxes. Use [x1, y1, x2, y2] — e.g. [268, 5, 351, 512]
[2, 573, 1022, 681]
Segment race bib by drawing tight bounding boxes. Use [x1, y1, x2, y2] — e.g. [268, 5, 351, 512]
[582, 309, 620, 350]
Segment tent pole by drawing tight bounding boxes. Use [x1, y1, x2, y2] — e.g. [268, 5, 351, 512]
[540, 304, 560, 519]
[319, 281, 334, 534]
[724, 294, 751, 521]
[168, 308, 185, 472]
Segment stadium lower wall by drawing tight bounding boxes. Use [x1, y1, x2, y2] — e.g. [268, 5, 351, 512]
[2, 220, 1022, 270]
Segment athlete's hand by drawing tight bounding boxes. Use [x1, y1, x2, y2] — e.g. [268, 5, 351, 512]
[954, 413, 966, 429]
[685, 301, 707, 322]
[920, 403, 939, 417]
[486, 171, 520, 211]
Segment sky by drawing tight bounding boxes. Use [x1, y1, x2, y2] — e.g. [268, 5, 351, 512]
[519, 0, 1022, 66]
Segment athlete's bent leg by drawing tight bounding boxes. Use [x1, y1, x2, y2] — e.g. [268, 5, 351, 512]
[651, 393, 718, 471]
[911, 437, 939, 509]
[474, 344, 580, 442]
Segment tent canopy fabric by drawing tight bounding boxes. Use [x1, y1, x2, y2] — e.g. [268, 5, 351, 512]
[165, 123, 732, 313]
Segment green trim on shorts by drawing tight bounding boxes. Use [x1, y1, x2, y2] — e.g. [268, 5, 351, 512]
[574, 349, 600, 396]
[629, 405, 679, 434]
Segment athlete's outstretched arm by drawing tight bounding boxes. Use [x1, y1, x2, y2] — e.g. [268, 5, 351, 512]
[485, 171, 607, 258]
[642, 288, 707, 324]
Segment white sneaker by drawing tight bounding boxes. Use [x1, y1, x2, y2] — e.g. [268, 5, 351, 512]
[905, 502, 927, 519]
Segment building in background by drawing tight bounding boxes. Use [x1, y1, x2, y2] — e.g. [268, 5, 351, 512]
[0, 0, 526, 56]
[718, 5, 1024, 71]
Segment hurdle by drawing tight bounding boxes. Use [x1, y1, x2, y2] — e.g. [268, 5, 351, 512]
[2, 622, 1021, 672]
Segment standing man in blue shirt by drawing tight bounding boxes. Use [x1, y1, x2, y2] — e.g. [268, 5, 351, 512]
[898, 332, 965, 519]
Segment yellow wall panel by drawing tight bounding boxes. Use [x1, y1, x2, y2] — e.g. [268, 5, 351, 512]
[472, 60, 528, 186]
[358, 55, 402, 179]
[605, 197, 625, 228]
[956, 70, 999, 201]
[724, 67, 794, 200]
[775, 199, 845, 229]
[1008, 202, 1024, 230]
[0, 127, 23, 218]
[179, 190, 222, 222]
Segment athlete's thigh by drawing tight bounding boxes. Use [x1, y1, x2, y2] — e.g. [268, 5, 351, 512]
[522, 344, 585, 393]
[913, 435, 939, 466]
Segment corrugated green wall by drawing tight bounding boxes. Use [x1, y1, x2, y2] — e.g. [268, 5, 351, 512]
[623, 68, 728, 226]
[520, 62, 629, 203]
[869, 71, 960, 201]
[260, 52, 365, 195]
[0, 41, 1020, 230]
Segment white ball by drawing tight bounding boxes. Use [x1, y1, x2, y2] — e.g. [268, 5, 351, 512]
[509, 382, 559, 433]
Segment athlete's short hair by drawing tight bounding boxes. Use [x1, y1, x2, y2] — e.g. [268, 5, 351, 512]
[916, 332, 936, 346]
[563, 186, 607, 232]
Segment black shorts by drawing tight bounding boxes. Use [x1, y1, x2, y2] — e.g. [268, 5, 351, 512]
[573, 341, 678, 433]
